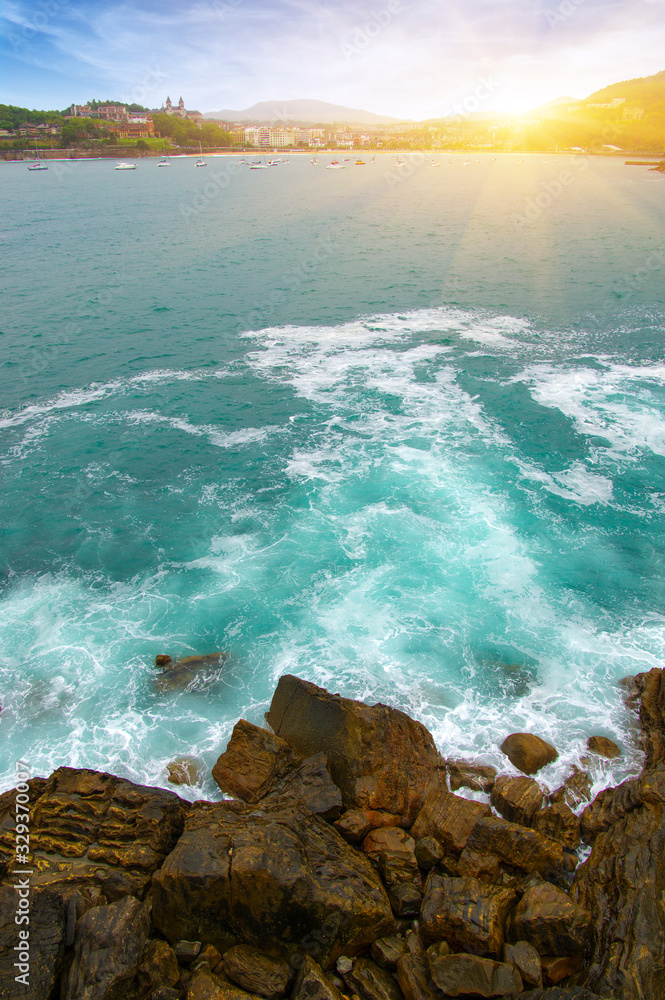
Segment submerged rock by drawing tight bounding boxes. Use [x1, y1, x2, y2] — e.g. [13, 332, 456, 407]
[168, 756, 203, 786]
[585, 736, 620, 759]
[155, 652, 228, 693]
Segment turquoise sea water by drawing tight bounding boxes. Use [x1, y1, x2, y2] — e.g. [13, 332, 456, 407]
[1, 153, 664, 801]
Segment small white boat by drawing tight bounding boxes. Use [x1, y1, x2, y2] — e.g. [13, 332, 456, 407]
[115, 161, 137, 170]
[157, 140, 171, 166]
[310, 157, 319, 165]
[250, 163, 269, 169]
[195, 141, 207, 167]
[28, 161, 48, 171]
[326, 160, 345, 170]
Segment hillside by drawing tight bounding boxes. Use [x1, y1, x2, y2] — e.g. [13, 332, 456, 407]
[203, 99, 401, 125]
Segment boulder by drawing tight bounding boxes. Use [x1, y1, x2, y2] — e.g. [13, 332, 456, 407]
[586, 737, 620, 760]
[362, 827, 417, 865]
[420, 875, 517, 957]
[532, 803, 581, 850]
[342, 957, 404, 1000]
[168, 756, 203, 786]
[541, 954, 583, 985]
[465, 816, 565, 875]
[64, 895, 150, 1000]
[0, 886, 65, 1000]
[410, 789, 490, 855]
[500, 734, 558, 775]
[503, 941, 542, 988]
[268, 752, 343, 820]
[266, 675, 442, 824]
[490, 776, 544, 827]
[155, 652, 228, 693]
[579, 775, 642, 843]
[507, 882, 591, 956]
[175, 941, 203, 962]
[221, 944, 290, 998]
[386, 882, 423, 918]
[446, 760, 497, 794]
[371, 936, 409, 969]
[291, 956, 345, 1000]
[187, 970, 257, 1000]
[625, 666, 665, 768]
[427, 953, 523, 998]
[152, 794, 395, 964]
[549, 768, 592, 811]
[457, 847, 501, 880]
[396, 954, 443, 1000]
[137, 939, 181, 995]
[334, 810, 372, 842]
[414, 837, 444, 870]
[211, 720, 302, 802]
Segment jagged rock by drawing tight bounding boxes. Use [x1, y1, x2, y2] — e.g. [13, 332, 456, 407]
[266, 675, 442, 824]
[420, 875, 517, 957]
[152, 794, 395, 964]
[514, 990, 611, 999]
[363, 827, 417, 864]
[291, 956, 345, 1000]
[175, 941, 203, 962]
[465, 815, 565, 874]
[222, 944, 290, 998]
[428, 953, 523, 997]
[377, 852, 421, 893]
[387, 882, 423, 918]
[491, 776, 544, 826]
[405, 929, 425, 955]
[211, 720, 302, 802]
[156, 655, 173, 667]
[0, 886, 65, 1000]
[269, 752, 343, 820]
[586, 737, 620, 759]
[572, 763, 665, 1000]
[198, 945, 224, 973]
[187, 970, 257, 1000]
[425, 942, 451, 961]
[532, 803, 581, 850]
[334, 810, 372, 842]
[0, 767, 187, 902]
[168, 756, 203, 786]
[541, 954, 583, 985]
[371, 936, 408, 969]
[628, 666, 665, 767]
[414, 837, 444, 870]
[137, 939, 181, 995]
[337, 957, 353, 975]
[150, 988, 181, 1000]
[65, 895, 150, 1000]
[506, 882, 591, 956]
[457, 847, 501, 880]
[342, 957, 403, 1000]
[396, 954, 442, 1000]
[155, 652, 228, 693]
[579, 775, 642, 842]
[549, 768, 592, 811]
[361, 809, 405, 829]
[410, 789, 490, 854]
[446, 759, 497, 794]
[503, 941, 542, 988]
[501, 734, 558, 775]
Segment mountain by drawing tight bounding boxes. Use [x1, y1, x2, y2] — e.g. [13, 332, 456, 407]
[581, 69, 665, 112]
[202, 99, 402, 125]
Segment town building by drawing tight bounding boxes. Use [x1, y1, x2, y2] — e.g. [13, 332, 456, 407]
[106, 119, 155, 138]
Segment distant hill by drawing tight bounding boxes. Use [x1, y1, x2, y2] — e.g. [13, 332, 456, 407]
[203, 99, 402, 125]
[582, 70, 665, 112]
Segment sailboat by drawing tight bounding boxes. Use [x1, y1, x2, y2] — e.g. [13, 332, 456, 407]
[157, 139, 171, 166]
[195, 141, 207, 167]
[27, 139, 48, 170]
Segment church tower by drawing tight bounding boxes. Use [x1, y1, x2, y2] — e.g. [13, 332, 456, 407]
[165, 96, 172, 112]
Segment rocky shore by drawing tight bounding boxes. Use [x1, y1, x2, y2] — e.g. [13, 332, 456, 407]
[0, 668, 663, 1000]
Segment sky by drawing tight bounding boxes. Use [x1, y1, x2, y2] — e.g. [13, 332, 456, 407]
[1, 0, 665, 119]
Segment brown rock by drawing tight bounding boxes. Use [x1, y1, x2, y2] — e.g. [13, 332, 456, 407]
[156, 654, 173, 667]
[503, 941, 542, 988]
[222, 944, 290, 998]
[292, 956, 345, 1000]
[138, 939, 181, 994]
[491, 776, 544, 826]
[156, 652, 228, 693]
[630, 666, 665, 768]
[541, 954, 583, 985]
[410, 789, 490, 855]
[395, 954, 443, 1000]
[532, 803, 581, 850]
[500, 734, 558, 775]
[507, 882, 591, 956]
[266, 675, 442, 824]
[211, 720, 302, 802]
[579, 775, 642, 843]
[371, 936, 408, 969]
[427, 953, 523, 998]
[269, 752, 343, 820]
[168, 756, 203, 786]
[152, 794, 395, 964]
[457, 847, 501, 880]
[387, 882, 423, 918]
[405, 929, 425, 955]
[363, 827, 417, 863]
[175, 941, 203, 962]
[420, 875, 517, 957]
[465, 816, 564, 875]
[362, 810, 405, 830]
[549, 767, 592, 811]
[199, 945, 225, 973]
[342, 957, 403, 1000]
[65, 895, 151, 1000]
[586, 737, 620, 759]
[0, 886, 65, 1000]
[334, 810, 372, 842]
[414, 837, 444, 870]
[187, 970, 257, 1000]
[447, 760, 497, 794]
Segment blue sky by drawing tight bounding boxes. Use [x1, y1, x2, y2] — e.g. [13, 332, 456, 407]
[2, 0, 664, 117]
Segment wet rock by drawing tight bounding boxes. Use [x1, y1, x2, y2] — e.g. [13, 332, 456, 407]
[425, 942, 451, 962]
[457, 847, 501, 880]
[222, 944, 290, 998]
[168, 756, 203, 786]
[420, 875, 517, 957]
[506, 882, 591, 956]
[541, 954, 583, 985]
[491, 776, 545, 827]
[371, 936, 408, 969]
[174, 941, 202, 963]
[155, 655, 173, 667]
[196, 944, 225, 974]
[65, 895, 150, 1000]
[410, 789, 490, 855]
[0, 886, 65, 1000]
[446, 759, 497, 794]
[387, 882, 423, 918]
[343, 957, 403, 1000]
[532, 803, 581, 850]
[428, 953, 523, 998]
[586, 737, 620, 759]
[187, 970, 256, 1000]
[579, 775, 642, 843]
[628, 666, 665, 768]
[500, 734, 558, 776]
[337, 957, 354, 976]
[266, 675, 442, 824]
[334, 809, 372, 842]
[156, 652, 228, 692]
[268, 752, 343, 820]
[292, 956, 345, 1000]
[513, 990, 612, 1000]
[465, 815, 565, 875]
[362, 809, 406, 830]
[405, 929, 425, 955]
[152, 794, 395, 964]
[211, 720, 302, 802]
[363, 827, 417, 865]
[137, 939, 181, 995]
[503, 941, 542, 988]
[414, 837, 444, 870]
[150, 988, 181, 1000]
[396, 954, 443, 1000]
[549, 768, 592, 811]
